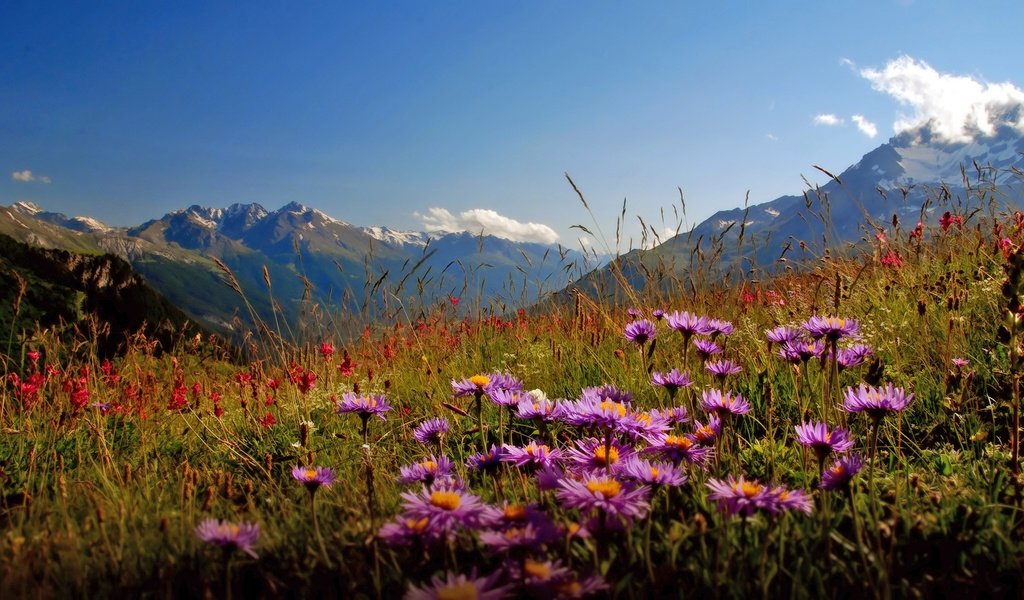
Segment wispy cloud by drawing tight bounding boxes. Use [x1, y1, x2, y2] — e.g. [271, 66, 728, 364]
[416, 207, 559, 244]
[860, 55, 1024, 142]
[813, 113, 844, 126]
[851, 114, 878, 138]
[765, 133, 778, 141]
[11, 170, 51, 184]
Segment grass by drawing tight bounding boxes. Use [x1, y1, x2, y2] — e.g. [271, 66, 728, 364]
[2, 175, 1024, 599]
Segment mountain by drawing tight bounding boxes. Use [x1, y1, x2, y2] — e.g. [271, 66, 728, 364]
[0, 233, 209, 357]
[0, 201, 590, 338]
[569, 120, 1024, 299]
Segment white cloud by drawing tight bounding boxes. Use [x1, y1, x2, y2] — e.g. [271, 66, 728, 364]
[813, 113, 844, 126]
[860, 55, 1024, 142]
[12, 170, 50, 183]
[839, 57, 856, 70]
[416, 207, 559, 244]
[851, 114, 878, 138]
[765, 133, 778, 141]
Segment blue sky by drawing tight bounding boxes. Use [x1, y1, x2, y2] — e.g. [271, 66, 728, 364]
[3, 1, 1023, 250]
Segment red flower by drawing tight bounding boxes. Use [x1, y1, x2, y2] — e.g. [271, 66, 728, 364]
[319, 342, 335, 360]
[257, 412, 277, 428]
[450, 296, 460, 306]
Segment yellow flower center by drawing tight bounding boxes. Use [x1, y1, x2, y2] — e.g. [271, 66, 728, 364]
[526, 442, 548, 457]
[469, 375, 491, 388]
[556, 581, 583, 596]
[650, 467, 660, 478]
[665, 435, 693, 450]
[599, 400, 627, 417]
[524, 558, 552, 580]
[216, 524, 240, 537]
[586, 479, 622, 498]
[831, 465, 846, 477]
[421, 460, 439, 472]
[694, 426, 714, 442]
[303, 469, 318, 480]
[503, 505, 527, 521]
[429, 490, 462, 511]
[405, 517, 429, 533]
[635, 412, 652, 425]
[437, 582, 478, 600]
[737, 481, 763, 498]
[593, 445, 620, 465]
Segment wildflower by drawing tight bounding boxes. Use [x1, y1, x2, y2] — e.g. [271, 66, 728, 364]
[651, 369, 693, 398]
[398, 455, 455, 485]
[880, 249, 903, 269]
[516, 395, 565, 422]
[194, 518, 260, 558]
[479, 523, 558, 553]
[821, 454, 864, 491]
[766, 326, 802, 347]
[336, 392, 391, 420]
[618, 457, 688, 487]
[257, 412, 277, 428]
[619, 408, 672, 442]
[378, 515, 443, 547]
[413, 417, 450, 445]
[843, 384, 914, 421]
[291, 466, 336, 492]
[579, 384, 633, 405]
[706, 476, 779, 517]
[700, 388, 750, 417]
[939, 211, 964, 232]
[778, 338, 826, 364]
[400, 481, 490, 533]
[556, 474, 650, 522]
[502, 441, 563, 470]
[652, 309, 666, 320]
[488, 388, 527, 408]
[803, 316, 860, 343]
[705, 359, 742, 382]
[466, 445, 506, 474]
[837, 344, 873, 370]
[771, 486, 814, 514]
[452, 374, 493, 398]
[623, 320, 657, 346]
[318, 342, 335, 359]
[794, 421, 855, 464]
[665, 311, 713, 338]
[405, 568, 510, 600]
[707, 318, 734, 337]
[693, 338, 722, 361]
[564, 437, 633, 473]
[645, 433, 714, 467]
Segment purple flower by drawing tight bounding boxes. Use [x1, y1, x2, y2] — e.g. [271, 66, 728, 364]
[556, 474, 651, 521]
[700, 388, 750, 417]
[952, 357, 970, 368]
[466, 445, 506, 473]
[836, 344, 873, 370]
[479, 523, 558, 553]
[400, 481, 491, 533]
[398, 455, 455, 485]
[771, 485, 814, 514]
[195, 518, 260, 558]
[794, 421, 855, 463]
[653, 405, 690, 425]
[706, 476, 779, 517]
[821, 453, 864, 491]
[579, 384, 633, 405]
[705, 359, 742, 380]
[707, 318, 734, 337]
[517, 395, 565, 421]
[561, 395, 630, 430]
[413, 417, 450, 445]
[564, 437, 633, 473]
[502, 441, 563, 469]
[378, 515, 444, 547]
[765, 326, 802, 346]
[626, 308, 642, 318]
[778, 339, 826, 364]
[693, 338, 722, 361]
[624, 320, 657, 346]
[453, 372, 524, 398]
[516, 559, 608, 598]
[488, 388, 527, 408]
[665, 311, 713, 338]
[689, 415, 722, 446]
[652, 309, 666, 320]
[802, 315, 860, 342]
[336, 392, 391, 420]
[618, 457, 688, 487]
[291, 466, 337, 492]
[650, 369, 693, 396]
[619, 408, 672, 442]
[644, 433, 714, 467]
[405, 568, 511, 600]
[843, 384, 913, 421]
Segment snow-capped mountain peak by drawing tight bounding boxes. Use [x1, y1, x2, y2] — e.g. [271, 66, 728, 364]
[360, 225, 430, 247]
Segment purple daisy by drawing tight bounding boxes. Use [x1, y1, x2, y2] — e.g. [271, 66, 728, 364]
[195, 518, 260, 558]
[778, 339, 826, 364]
[564, 437, 634, 473]
[652, 309, 666, 320]
[771, 485, 814, 514]
[626, 307, 642, 318]
[291, 466, 336, 492]
[452, 374, 493, 398]
[705, 359, 743, 382]
[765, 325, 802, 347]
[405, 568, 511, 600]
[794, 421, 855, 464]
[479, 522, 558, 553]
[413, 417, 450, 445]
[706, 475, 779, 517]
[400, 480, 491, 533]
[561, 395, 630, 430]
[488, 388, 527, 408]
[624, 320, 657, 346]
[502, 441, 563, 470]
[579, 384, 633, 406]
[556, 474, 651, 521]
[836, 344, 873, 370]
[700, 388, 751, 417]
[843, 384, 914, 421]
[650, 369, 693, 397]
[517, 395, 565, 421]
[821, 453, 864, 491]
[619, 408, 672, 442]
[618, 456, 688, 487]
[665, 311, 713, 338]
[693, 338, 723, 361]
[689, 415, 722, 446]
[652, 405, 690, 425]
[802, 315, 860, 342]
[335, 392, 391, 420]
[517, 559, 608, 599]
[397, 455, 455, 485]
[644, 433, 714, 467]
[466, 445, 506, 473]
[707, 318, 734, 337]
[378, 514, 444, 548]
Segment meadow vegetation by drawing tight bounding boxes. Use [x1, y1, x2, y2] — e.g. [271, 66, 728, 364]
[2, 175, 1024, 599]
